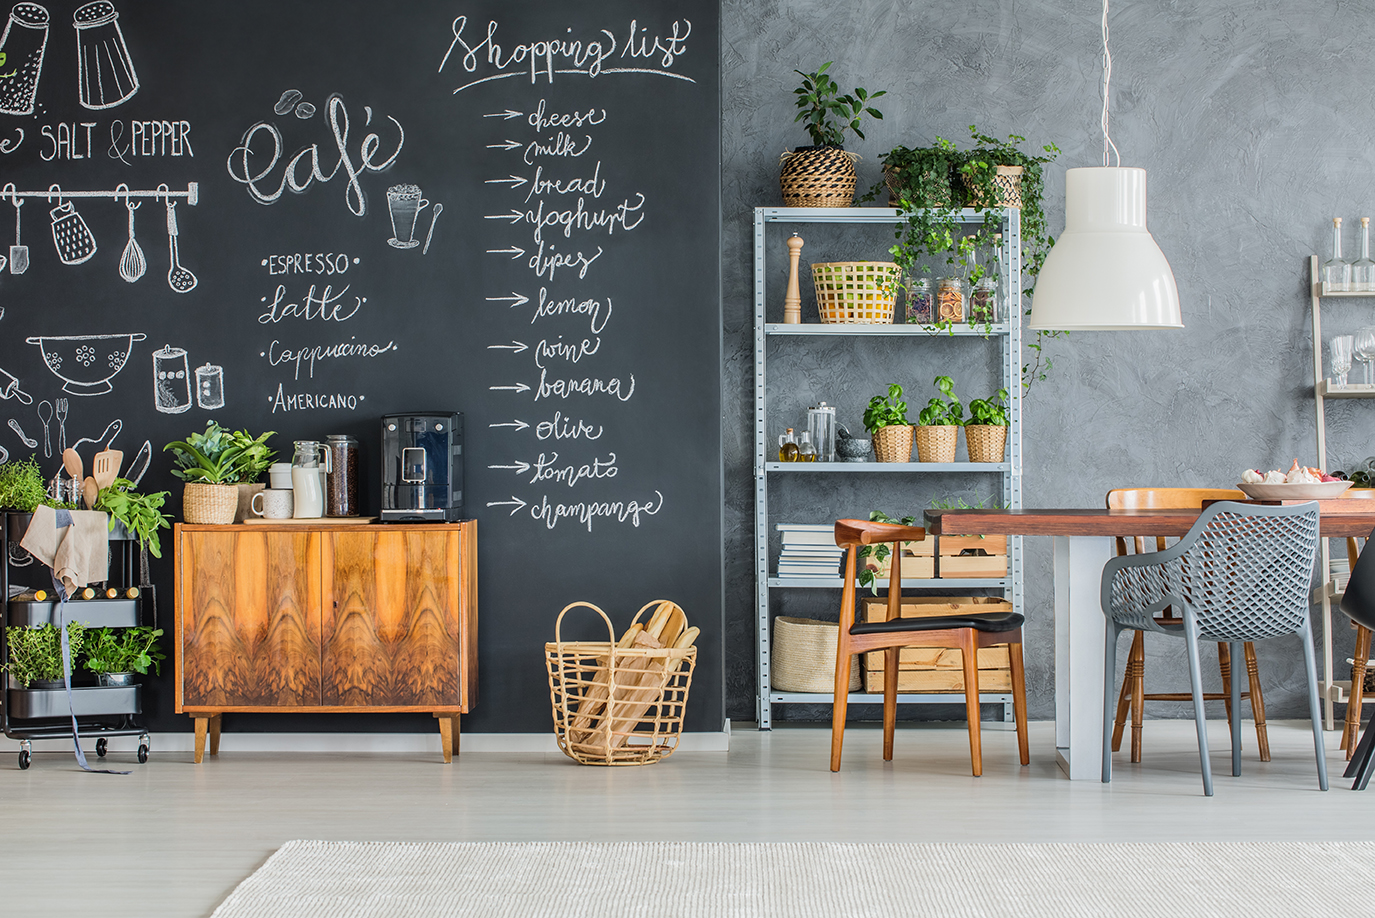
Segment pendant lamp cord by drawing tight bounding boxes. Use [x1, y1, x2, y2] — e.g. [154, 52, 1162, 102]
[1101, 0, 1120, 167]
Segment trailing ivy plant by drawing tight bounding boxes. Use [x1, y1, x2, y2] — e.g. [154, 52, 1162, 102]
[95, 477, 172, 559]
[856, 510, 918, 595]
[862, 384, 910, 433]
[967, 389, 1010, 427]
[916, 376, 964, 427]
[791, 62, 885, 148]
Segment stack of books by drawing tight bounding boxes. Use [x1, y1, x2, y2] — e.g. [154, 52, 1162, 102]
[775, 523, 844, 579]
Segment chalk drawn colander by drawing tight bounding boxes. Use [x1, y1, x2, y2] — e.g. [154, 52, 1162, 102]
[25, 333, 146, 395]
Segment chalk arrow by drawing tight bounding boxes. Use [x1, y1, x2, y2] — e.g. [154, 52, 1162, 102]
[485, 175, 529, 189]
[487, 341, 529, 353]
[485, 246, 526, 259]
[486, 496, 528, 515]
[486, 139, 522, 151]
[489, 382, 531, 393]
[484, 210, 524, 223]
[488, 461, 531, 474]
[484, 110, 524, 120]
[485, 292, 530, 307]
[488, 419, 531, 432]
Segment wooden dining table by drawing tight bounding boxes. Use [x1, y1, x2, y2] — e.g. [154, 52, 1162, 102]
[925, 504, 1375, 780]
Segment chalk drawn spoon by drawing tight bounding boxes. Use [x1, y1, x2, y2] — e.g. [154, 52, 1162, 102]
[36, 400, 51, 458]
[422, 203, 443, 255]
[165, 200, 198, 293]
[8, 419, 36, 448]
[127, 439, 151, 488]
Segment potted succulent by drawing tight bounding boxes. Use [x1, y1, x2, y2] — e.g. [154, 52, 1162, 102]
[863, 383, 913, 463]
[5, 622, 84, 689]
[165, 424, 248, 524]
[94, 477, 172, 558]
[82, 626, 165, 686]
[965, 389, 1010, 463]
[915, 376, 964, 463]
[781, 62, 885, 207]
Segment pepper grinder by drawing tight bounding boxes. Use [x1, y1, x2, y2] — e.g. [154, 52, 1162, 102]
[783, 234, 804, 324]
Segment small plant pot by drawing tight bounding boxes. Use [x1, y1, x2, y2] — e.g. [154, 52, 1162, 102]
[915, 425, 959, 463]
[28, 678, 66, 690]
[965, 424, 1008, 463]
[962, 164, 1024, 209]
[871, 425, 914, 463]
[883, 164, 954, 208]
[182, 482, 239, 524]
[780, 146, 860, 207]
[96, 672, 135, 686]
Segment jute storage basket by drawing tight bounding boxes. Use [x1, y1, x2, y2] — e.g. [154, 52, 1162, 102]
[771, 616, 860, 693]
[872, 425, 914, 463]
[545, 600, 696, 766]
[812, 261, 900, 324]
[914, 425, 958, 463]
[182, 482, 239, 524]
[962, 164, 1023, 209]
[779, 147, 860, 207]
[965, 424, 1008, 463]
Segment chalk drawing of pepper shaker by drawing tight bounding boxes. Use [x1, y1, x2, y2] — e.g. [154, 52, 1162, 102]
[0, 4, 49, 117]
[195, 362, 224, 410]
[74, 1, 139, 110]
[152, 344, 190, 414]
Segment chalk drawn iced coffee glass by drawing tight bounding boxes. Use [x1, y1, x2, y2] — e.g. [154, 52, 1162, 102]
[386, 184, 429, 249]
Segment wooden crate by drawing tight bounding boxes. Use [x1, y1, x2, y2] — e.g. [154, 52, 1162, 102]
[860, 596, 1014, 694]
[866, 534, 1007, 579]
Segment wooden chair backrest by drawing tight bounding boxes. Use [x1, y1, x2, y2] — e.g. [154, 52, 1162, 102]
[1105, 488, 1246, 557]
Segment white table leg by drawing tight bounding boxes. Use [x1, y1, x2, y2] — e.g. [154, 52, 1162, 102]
[1054, 535, 1113, 780]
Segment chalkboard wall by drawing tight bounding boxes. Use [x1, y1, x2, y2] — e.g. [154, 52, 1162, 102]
[0, 0, 722, 733]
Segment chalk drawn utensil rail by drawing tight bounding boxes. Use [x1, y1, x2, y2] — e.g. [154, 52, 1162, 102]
[26, 333, 146, 396]
[1, 183, 198, 204]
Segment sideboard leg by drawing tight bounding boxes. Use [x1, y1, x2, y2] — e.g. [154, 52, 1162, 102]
[193, 717, 207, 764]
[208, 714, 222, 756]
[454, 714, 460, 758]
[435, 713, 454, 764]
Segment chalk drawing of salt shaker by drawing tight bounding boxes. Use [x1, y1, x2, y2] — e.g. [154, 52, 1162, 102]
[74, 1, 138, 110]
[195, 362, 224, 410]
[0, 4, 50, 117]
[152, 344, 191, 414]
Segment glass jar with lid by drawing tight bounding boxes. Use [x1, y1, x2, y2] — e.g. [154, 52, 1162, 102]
[936, 277, 966, 323]
[904, 276, 933, 324]
[325, 434, 361, 517]
[969, 274, 999, 324]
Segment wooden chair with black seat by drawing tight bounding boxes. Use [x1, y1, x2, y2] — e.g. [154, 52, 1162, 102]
[1106, 488, 1271, 764]
[1338, 489, 1375, 758]
[829, 518, 1029, 776]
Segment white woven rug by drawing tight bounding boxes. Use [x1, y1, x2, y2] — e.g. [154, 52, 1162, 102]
[211, 840, 1372, 918]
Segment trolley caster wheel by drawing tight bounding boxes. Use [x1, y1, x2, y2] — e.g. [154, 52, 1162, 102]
[18, 750, 30, 770]
[96, 738, 108, 758]
[137, 744, 149, 764]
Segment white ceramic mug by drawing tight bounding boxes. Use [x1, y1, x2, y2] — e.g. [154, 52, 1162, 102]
[252, 487, 294, 519]
[268, 461, 294, 490]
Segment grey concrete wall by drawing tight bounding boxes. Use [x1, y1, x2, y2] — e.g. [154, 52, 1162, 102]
[721, 0, 1374, 723]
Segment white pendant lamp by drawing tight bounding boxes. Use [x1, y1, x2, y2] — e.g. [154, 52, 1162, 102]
[1028, 0, 1182, 331]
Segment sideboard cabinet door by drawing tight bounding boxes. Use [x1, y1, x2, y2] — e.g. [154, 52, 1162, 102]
[321, 530, 464, 707]
[178, 530, 323, 707]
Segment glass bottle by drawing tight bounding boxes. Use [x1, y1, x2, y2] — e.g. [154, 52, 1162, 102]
[1323, 217, 1351, 293]
[778, 428, 798, 462]
[797, 431, 817, 462]
[936, 277, 966, 323]
[1353, 218, 1375, 294]
[904, 276, 933, 324]
[970, 273, 999, 324]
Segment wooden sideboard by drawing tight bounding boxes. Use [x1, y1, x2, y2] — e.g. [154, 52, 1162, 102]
[173, 521, 477, 763]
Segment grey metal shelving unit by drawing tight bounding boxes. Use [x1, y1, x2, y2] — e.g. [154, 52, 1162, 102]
[753, 206, 1024, 730]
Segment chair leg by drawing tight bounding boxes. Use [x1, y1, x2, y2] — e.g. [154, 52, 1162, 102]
[830, 642, 853, 773]
[882, 647, 898, 762]
[1343, 627, 1370, 758]
[1103, 623, 1119, 784]
[1229, 641, 1243, 778]
[1355, 729, 1375, 790]
[1111, 631, 1138, 753]
[1008, 640, 1030, 766]
[1346, 714, 1375, 782]
[961, 631, 982, 777]
[1218, 642, 1235, 735]
[1243, 642, 1271, 763]
[1183, 614, 1214, 796]
[1129, 633, 1145, 763]
[1300, 616, 1330, 791]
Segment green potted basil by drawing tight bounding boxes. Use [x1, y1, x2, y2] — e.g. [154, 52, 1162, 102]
[915, 376, 964, 463]
[862, 383, 913, 463]
[966, 389, 1010, 463]
[82, 627, 166, 686]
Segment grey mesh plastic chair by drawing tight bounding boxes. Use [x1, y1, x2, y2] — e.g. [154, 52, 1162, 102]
[1100, 501, 1327, 796]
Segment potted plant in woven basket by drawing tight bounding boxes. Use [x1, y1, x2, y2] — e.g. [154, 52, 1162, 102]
[874, 138, 959, 208]
[863, 383, 913, 463]
[915, 376, 964, 463]
[965, 389, 1009, 463]
[164, 426, 247, 524]
[780, 62, 885, 208]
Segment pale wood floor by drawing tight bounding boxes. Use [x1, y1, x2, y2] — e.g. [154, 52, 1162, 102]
[1, 720, 1369, 917]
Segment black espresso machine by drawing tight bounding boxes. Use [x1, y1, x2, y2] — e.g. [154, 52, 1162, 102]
[380, 413, 464, 522]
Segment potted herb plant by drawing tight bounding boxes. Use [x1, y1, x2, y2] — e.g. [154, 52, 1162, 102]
[82, 626, 165, 686]
[5, 622, 84, 689]
[164, 423, 248, 524]
[915, 376, 964, 463]
[863, 383, 913, 463]
[965, 389, 1010, 463]
[94, 477, 172, 557]
[227, 426, 277, 521]
[856, 511, 918, 594]
[781, 62, 885, 207]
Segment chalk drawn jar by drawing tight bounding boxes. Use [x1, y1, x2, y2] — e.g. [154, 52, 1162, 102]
[152, 345, 191, 414]
[324, 434, 360, 517]
[0, 3, 49, 116]
[291, 440, 330, 519]
[194, 363, 224, 410]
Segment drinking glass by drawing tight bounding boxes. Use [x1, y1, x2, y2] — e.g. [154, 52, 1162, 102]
[1331, 335, 1355, 388]
[1355, 327, 1375, 386]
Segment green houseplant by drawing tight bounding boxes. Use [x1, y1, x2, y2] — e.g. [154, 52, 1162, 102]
[225, 426, 277, 521]
[856, 511, 919, 594]
[965, 388, 1010, 463]
[6, 622, 85, 688]
[915, 376, 964, 463]
[82, 626, 165, 685]
[781, 62, 885, 208]
[0, 456, 77, 512]
[94, 477, 172, 558]
[863, 383, 913, 463]
[165, 423, 248, 524]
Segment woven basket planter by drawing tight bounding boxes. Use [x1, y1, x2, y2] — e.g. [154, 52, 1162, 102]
[780, 146, 859, 207]
[183, 482, 239, 524]
[962, 164, 1023, 209]
[965, 424, 1008, 463]
[872, 425, 914, 463]
[914, 425, 959, 463]
[812, 261, 900, 324]
[771, 616, 860, 693]
[883, 165, 955, 208]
